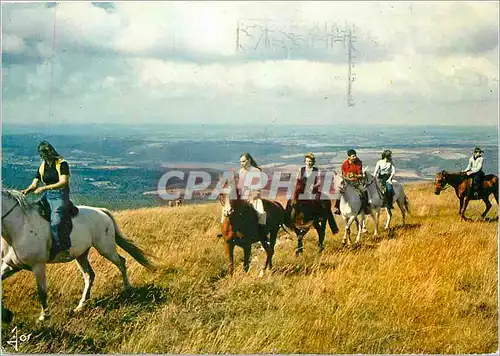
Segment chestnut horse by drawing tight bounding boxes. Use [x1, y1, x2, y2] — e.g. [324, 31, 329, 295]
[284, 199, 339, 256]
[434, 170, 498, 221]
[219, 192, 285, 276]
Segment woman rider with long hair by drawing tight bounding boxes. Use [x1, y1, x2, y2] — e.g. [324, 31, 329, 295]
[23, 141, 74, 261]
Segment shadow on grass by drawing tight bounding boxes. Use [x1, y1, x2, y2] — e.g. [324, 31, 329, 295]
[208, 269, 229, 284]
[2, 320, 106, 354]
[271, 261, 337, 277]
[88, 283, 170, 312]
[391, 223, 423, 232]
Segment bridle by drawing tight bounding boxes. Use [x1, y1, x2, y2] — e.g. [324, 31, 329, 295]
[219, 193, 234, 217]
[365, 176, 384, 199]
[2, 200, 19, 220]
[434, 174, 450, 192]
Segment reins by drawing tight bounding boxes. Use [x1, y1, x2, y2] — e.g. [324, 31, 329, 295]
[2, 201, 19, 220]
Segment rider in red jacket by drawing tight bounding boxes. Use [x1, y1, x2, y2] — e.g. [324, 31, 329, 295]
[333, 149, 368, 214]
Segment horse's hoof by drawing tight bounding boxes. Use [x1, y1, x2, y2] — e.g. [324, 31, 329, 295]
[258, 270, 265, 278]
[37, 313, 50, 322]
[361, 228, 368, 234]
[2, 308, 13, 324]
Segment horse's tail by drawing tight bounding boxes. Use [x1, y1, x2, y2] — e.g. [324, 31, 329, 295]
[99, 208, 157, 271]
[325, 206, 340, 235]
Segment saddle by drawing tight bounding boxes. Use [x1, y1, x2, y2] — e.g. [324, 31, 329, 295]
[465, 177, 482, 197]
[36, 199, 79, 222]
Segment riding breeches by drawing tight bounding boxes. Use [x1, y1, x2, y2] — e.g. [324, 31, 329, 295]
[471, 171, 485, 192]
[250, 198, 267, 225]
[40, 189, 73, 250]
[378, 174, 394, 196]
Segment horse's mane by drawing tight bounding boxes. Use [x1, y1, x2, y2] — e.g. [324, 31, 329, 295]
[231, 197, 255, 212]
[440, 170, 468, 178]
[2, 189, 37, 214]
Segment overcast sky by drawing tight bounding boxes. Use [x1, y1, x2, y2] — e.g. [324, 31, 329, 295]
[2, 1, 499, 126]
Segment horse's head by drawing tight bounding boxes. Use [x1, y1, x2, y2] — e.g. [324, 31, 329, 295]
[363, 169, 375, 186]
[434, 170, 448, 195]
[1, 189, 24, 220]
[218, 177, 241, 215]
[285, 199, 318, 230]
[332, 173, 348, 195]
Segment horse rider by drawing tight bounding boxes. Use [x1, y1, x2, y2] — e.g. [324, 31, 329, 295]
[237, 152, 268, 231]
[219, 152, 268, 237]
[22, 141, 74, 262]
[293, 153, 322, 203]
[373, 149, 396, 209]
[332, 149, 369, 214]
[464, 146, 485, 198]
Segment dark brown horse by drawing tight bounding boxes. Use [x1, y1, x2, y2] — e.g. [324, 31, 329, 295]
[434, 170, 498, 221]
[284, 199, 339, 256]
[219, 192, 285, 276]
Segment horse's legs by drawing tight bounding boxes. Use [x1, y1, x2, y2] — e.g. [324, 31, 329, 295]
[74, 249, 95, 312]
[342, 216, 349, 245]
[354, 215, 363, 244]
[481, 196, 492, 219]
[369, 208, 379, 237]
[243, 244, 251, 273]
[313, 220, 326, 252]
[461, 197, 471, 221]
[96, 248, 131, 290]
[1, 262, 19, 321]
[224, 241, 235, 275]
[1, 262, 19, 281]
[384, 207, 393, 230]
[344, 216, 356, 245]
[259, 237, 271, 277]
[2, 303, 13, 324]
[32, 263, 49, 322]
[397, 197, 406, 226]
[458, 196, 465, 221]
[360, 215, 368, 234]
[295, 228, 305, 256]
[267, 228, 278, 269]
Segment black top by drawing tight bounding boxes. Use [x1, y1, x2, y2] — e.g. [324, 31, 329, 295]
[36, 161, 70, 185]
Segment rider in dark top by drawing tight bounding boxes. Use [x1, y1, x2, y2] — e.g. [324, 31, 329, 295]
[23, 141, 74, 261]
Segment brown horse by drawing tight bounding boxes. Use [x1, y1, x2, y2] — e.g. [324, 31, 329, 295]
[434, 170, 498, 221]
[219, 192, 285, 276]
[284, 199, 339, 256]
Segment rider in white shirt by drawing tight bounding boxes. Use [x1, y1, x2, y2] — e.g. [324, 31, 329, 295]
[237, 152, 267, 225]
[373, 149, 396, 209]
[464, 147, 485, 197]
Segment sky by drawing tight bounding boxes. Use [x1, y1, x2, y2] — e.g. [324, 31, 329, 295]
[2, 1, 499, 127]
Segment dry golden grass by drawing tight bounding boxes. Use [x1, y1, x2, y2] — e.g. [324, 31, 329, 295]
[1, 183, 498, 354]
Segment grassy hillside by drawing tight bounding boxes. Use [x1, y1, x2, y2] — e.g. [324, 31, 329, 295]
[1, 183, 498, 354]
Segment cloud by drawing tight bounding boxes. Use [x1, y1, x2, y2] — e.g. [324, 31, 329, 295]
[1, 1, 498, 126]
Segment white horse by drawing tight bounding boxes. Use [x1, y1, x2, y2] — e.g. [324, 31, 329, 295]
[363, 170, 410, 233]
[332, 173, 366, 246]
[1, 189, 155, 322]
